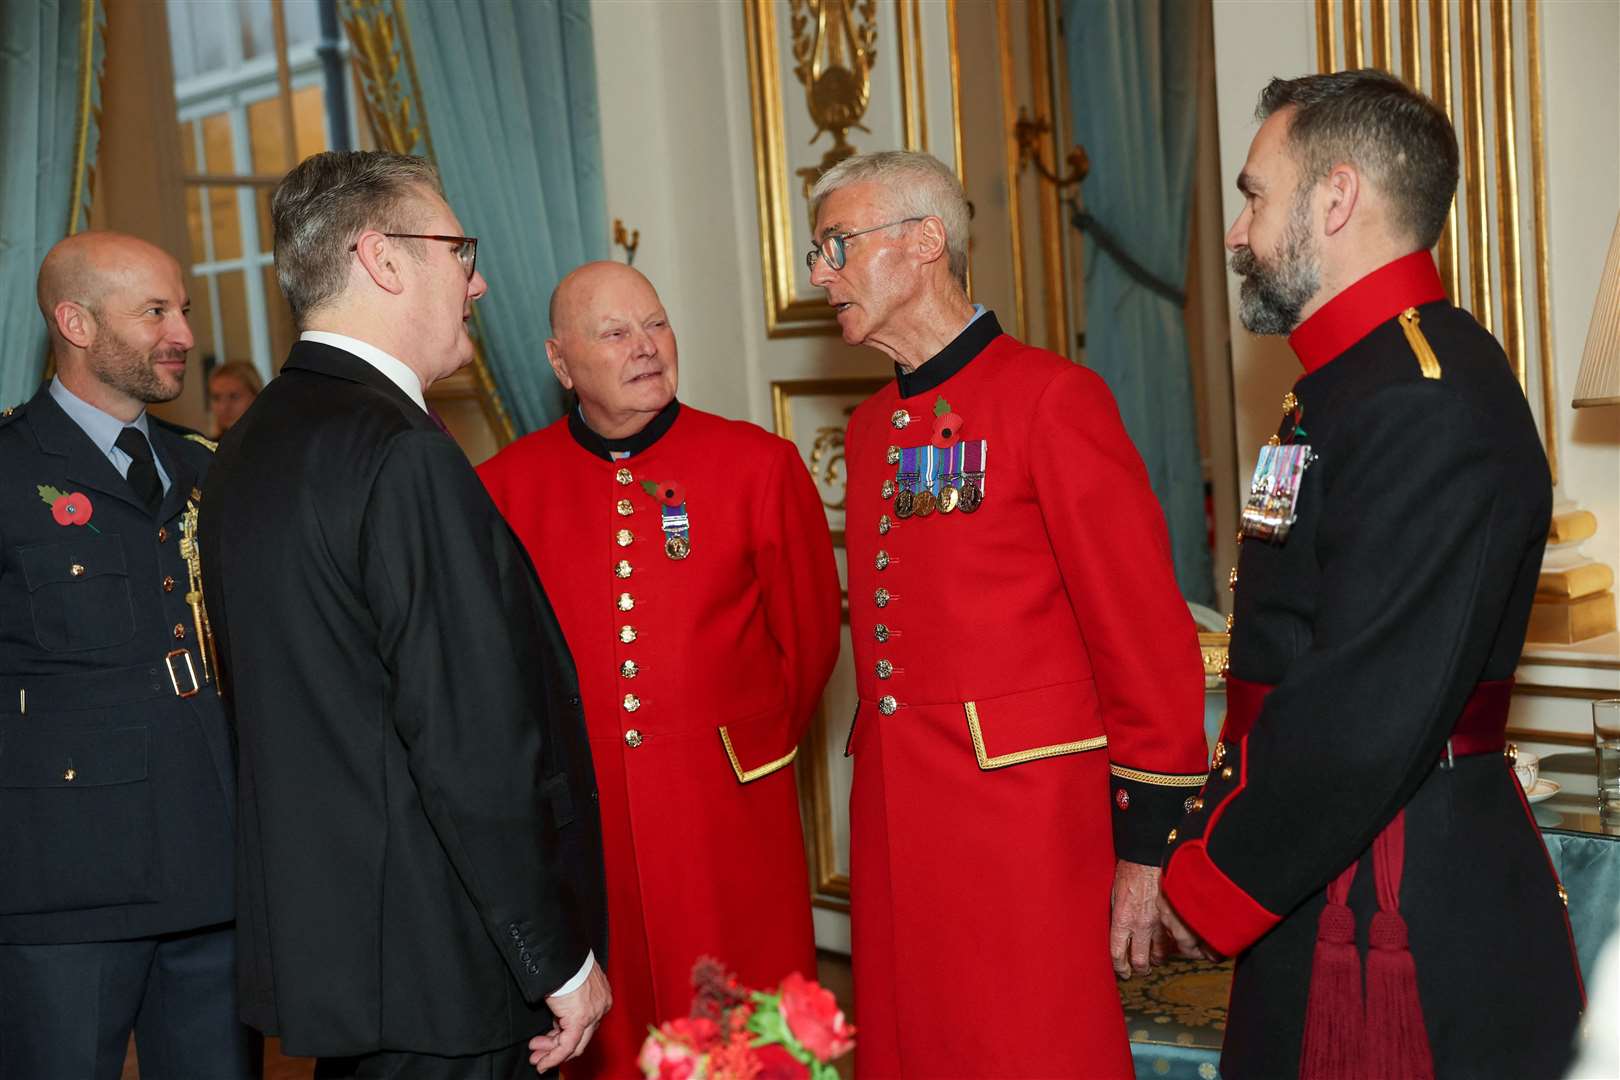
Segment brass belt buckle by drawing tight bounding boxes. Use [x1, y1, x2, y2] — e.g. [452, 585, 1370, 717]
[165, 648, 200, 698]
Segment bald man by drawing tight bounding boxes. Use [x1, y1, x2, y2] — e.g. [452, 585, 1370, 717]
[0, 232, 260, 1079]
[478, 262, 841, 1077]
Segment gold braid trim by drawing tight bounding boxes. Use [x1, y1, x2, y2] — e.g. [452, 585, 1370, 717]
[965, 702, 1108, 770]
[718, 727, 798, 783]
[1109, 764, 1209, 787]
[1399, 307, 1443, 380]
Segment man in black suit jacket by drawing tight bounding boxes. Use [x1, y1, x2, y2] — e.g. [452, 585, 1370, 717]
[0, 232, 260, 1078]
[199, 151, 610, 1079]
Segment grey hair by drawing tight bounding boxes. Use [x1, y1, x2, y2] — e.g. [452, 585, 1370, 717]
[270, 150, 445, 326]
[809, 150, 970, 287]
[1257, 69, 1458, 250]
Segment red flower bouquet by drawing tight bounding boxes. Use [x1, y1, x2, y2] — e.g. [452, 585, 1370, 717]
[638, 959, 855, 1080]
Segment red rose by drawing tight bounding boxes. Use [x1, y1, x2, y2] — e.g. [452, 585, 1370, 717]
[777, 972, 855, 1062]
[51, 491, 93, 527]
[661, 1015, 721, 1051]
[930, 411, 964, 449]
[751, 1043, 810, 1079]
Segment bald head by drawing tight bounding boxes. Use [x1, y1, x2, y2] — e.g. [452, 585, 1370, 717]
[544, 261, 678, 439]
[38, 231, 184, 335]
[548, 261, 659, 338]
[37, 231, 195, 422]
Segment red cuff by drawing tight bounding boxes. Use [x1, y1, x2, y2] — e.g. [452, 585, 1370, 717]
[1163, 840, 1281, 957]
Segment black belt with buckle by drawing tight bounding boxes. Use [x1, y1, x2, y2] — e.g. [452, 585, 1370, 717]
[1, 650, 204, 713]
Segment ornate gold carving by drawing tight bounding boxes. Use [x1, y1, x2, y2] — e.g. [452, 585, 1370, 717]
[789, 0, 879, 208]
[809, 425, 848, 510]
[342, 0, 429, 157]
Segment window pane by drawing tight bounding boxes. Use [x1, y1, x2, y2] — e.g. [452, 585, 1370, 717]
[241, 0, 273, 62]
[294, 84, 328, 160]
[247, 96, 293, 175]
[264, 265, 296, 370]
[216, 270, 252, 365]
[257, 188, 274, 254]
[185, 188, 206, 270]
[200, 111, 237, 174]
[284, 0, 321, 46]
[206, 187, 244, 263]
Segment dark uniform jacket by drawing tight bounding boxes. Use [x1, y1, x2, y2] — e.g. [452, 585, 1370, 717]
[0, 383, 234, 944]
[1162, 252, 1583, 1078]
[199, 340, 606, 1059]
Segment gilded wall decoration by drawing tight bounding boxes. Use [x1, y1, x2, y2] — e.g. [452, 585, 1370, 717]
[745, 0, 927, 336]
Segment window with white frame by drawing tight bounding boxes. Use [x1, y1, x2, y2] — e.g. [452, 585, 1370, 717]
[167, 0, 361, 384]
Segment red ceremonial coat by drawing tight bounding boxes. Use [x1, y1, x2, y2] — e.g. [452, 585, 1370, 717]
[842, 312, 1209, 1078]
[479, 402, 840, 1078]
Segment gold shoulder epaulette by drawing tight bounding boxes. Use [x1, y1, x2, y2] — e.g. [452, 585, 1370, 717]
[184, 432, 218, 452]
[1397, 307, 1442, 380]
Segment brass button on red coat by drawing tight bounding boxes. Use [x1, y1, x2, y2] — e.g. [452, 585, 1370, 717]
[890, 409, 910, 430]
[616, 529, 634, 547]
[874, 623, 889, 642]
[886, 445, 901, 464]
[172, 623, 186, 640]
[874, 587, 890, 608]
[616, 592, 635, 612]
[619, 625, 637, 644]
[616, 468, 634, 485]
[875, 659, 893, 679]
[881, 479, 896, 499]
[620, 660, 639, 678]
[878, 515, 892, 535]
[875, 551, 890, 570]
[162, 575, 176, 592]
[877, 695, 898, 715]
[624, 728, 643, 747]
[614, 560, 632, 579]
[623, 693, 641, 713]
[616, 499, 634, 517]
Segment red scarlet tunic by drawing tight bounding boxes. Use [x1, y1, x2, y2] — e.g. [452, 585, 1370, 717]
[479, 403, 840, 1078]
[842, 313, 1208, 1078]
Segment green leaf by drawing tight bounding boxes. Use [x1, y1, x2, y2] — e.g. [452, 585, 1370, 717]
[38, 484, 65, 504]
[640, 480, 659, 497]
[933, 394, 952, 418]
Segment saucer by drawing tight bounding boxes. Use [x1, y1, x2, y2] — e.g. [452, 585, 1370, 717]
[1524, 779, 1560, 804]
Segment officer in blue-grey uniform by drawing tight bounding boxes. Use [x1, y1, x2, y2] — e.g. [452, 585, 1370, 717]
[0, 231, 260, 1080]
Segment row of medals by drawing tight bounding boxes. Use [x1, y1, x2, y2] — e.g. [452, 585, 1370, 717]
[881, 456, 983, 517]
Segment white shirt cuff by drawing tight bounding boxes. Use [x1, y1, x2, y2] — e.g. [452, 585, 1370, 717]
[550, 950, 596, 997]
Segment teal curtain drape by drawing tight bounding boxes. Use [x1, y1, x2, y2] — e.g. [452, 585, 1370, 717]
[401, 0, 608, 436]
[0, 0, 103, 409]
[1063, 0, 1213, 603]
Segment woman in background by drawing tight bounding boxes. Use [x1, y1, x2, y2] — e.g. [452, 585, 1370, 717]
[209, 360, 262, 436]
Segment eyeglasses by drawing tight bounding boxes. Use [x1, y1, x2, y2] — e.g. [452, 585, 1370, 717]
[806, 217, 924, 271]
[350, 233, 479, 279]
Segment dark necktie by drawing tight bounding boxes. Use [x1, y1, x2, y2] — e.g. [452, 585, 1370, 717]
[115, 426, 163, 515]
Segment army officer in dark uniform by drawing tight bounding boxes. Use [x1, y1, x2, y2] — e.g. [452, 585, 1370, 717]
[1157, 71, 1583, 1078]
[0, 232, 259, 1079]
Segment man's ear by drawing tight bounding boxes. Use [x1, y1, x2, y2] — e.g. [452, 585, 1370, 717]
[351, 230, 408, 296]
[1322, 163, 1360, 237]
[545, 338, 574, 389]
[913, 215, 950, 269]
[53, 300, 95, 349]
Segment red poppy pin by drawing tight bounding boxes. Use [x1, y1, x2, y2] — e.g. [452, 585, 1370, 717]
[931, 395, 963, 449]
[38, 485, 100, 533]
[641, 479, 686, 508]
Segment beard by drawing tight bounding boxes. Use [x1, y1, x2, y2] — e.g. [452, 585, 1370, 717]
[86, 326, 186, 405]
[1231, 195, 1321, 336]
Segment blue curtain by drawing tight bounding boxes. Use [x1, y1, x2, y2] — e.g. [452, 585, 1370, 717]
[401, 0, 608, 436]
[1063, 0, 1212, 604]
[0, 0, 103, 409]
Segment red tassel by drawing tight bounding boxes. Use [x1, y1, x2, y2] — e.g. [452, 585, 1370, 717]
[1364, 812, 1435, 1080]
[1300, 863, 1363, 1080]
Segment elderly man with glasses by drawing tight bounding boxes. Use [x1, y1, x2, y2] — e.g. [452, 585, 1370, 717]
[199, 150, 611, 1080]
[477, 260, 841, 1079]
[810, 150, 1208, 1079]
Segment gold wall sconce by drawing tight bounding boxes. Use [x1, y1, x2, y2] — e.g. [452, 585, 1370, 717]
[613, 218, 640, 266]
[1013, 108, 1089, 190]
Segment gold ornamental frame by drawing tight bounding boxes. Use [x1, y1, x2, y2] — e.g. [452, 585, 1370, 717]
[745, 1, 930, 337]
[772, 375, 889, 909]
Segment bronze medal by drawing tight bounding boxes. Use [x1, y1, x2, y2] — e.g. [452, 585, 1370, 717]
[895, 489, 916, 518]
[957, 477, 982, 513]
[913, 489, 936, 517]
[939, 485, 960, 513]
[665, 534, 690, 560]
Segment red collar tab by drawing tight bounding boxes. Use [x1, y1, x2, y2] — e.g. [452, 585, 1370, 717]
[1287, 251, 1446, 374]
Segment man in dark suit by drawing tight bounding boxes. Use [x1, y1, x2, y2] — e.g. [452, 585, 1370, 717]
[0, 231, 260, 1079]
[199, 150, 610, 1079]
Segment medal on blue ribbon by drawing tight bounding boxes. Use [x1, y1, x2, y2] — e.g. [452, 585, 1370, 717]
[894, 446, 919, 518]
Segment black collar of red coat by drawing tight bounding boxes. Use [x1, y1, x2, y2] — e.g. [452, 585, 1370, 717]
[567, 398, 681, 461]
[895, 309, 1003, 399]
[1287, 250, 1447, 375]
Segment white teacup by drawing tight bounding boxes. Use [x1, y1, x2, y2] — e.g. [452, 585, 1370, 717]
[1514, 749, 1540, 791]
